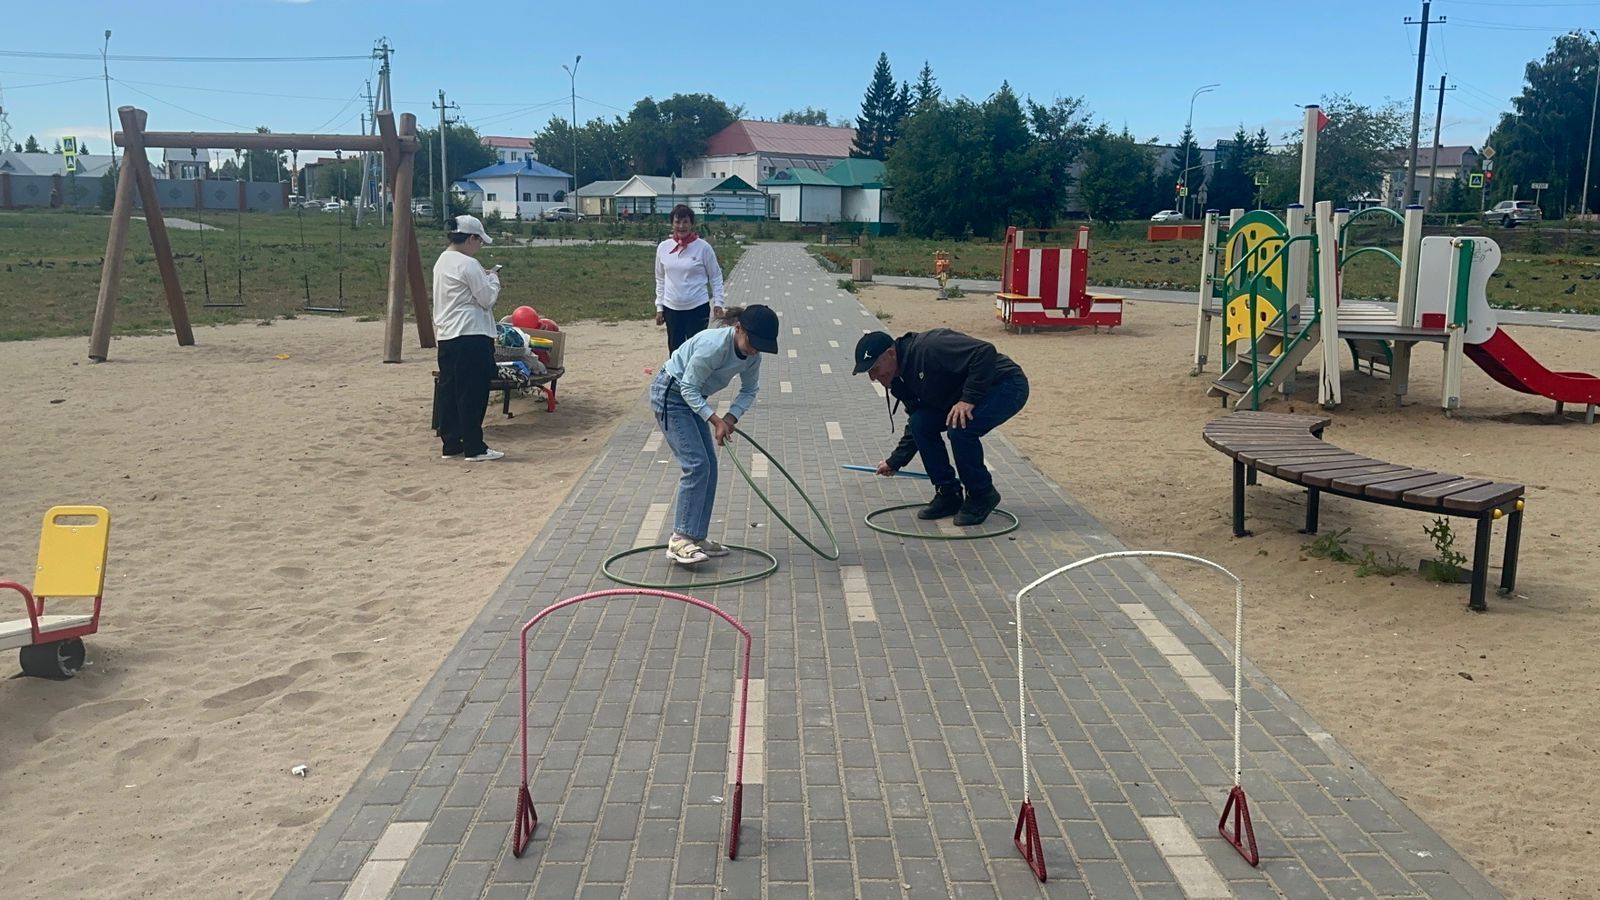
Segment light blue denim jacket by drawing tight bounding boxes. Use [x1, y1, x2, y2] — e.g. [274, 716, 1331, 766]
[662, 326, 760, 421]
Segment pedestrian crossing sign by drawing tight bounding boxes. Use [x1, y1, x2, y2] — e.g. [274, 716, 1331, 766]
[1468, 173, 1484, 189]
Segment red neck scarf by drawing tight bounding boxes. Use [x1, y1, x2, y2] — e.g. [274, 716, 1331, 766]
[670, 231, 699, 254]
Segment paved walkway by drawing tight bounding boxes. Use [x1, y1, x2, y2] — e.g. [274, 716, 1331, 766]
[277, 244, 1500, 899]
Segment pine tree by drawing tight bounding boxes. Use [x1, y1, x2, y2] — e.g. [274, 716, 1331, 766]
[1164, 124, 1206, 214]
[852, 53, 900, 159]
[914, 61, 940, 107]
[23, 135, 41, 153]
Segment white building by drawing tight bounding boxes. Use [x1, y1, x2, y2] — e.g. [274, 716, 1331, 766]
[459, 159, 573, 220]
[481, 135, 538, 166]
[681, 120, 856, 186]
[610, 174, 767, 219]
[760, 158, 900, 233]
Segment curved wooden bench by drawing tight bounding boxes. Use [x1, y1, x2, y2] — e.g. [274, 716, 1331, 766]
[1204, 411, 1525, 610]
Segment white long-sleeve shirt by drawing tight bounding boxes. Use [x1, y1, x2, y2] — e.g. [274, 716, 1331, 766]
[432, 248, 501, 341]
[654, 237, 725, 313]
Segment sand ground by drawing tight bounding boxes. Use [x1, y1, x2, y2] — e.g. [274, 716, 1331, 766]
[859, 284, 1598, 899]
[0, 317, 664, 898]
[0, 286, 1595, 899]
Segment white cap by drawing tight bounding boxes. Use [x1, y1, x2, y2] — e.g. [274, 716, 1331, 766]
[449, 214, 493, 244]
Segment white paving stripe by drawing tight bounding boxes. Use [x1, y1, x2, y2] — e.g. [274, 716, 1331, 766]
[819, 363, 833, 374]
[860, 308, 872, 316]
[635, 502, 670, 547]
[807, 305, 814, 310]
[1125, 608, 1231, 701]
[1141, 817, 1230, 898]
[826, 298, 834, 304]
[832, 318, 843, 326]
[828, 340, 839, 348]
[825, 421, 844, 441]
[751, 453, 769, 478]
[780, 381, 793, 393]
[788, 349, 798, 359]
[344, 821, 429, 900]
[727, 678, 766, 785]
[643, 432, 663, 453]
[872, 382, 886, 398]
[841, 565, 876, 622]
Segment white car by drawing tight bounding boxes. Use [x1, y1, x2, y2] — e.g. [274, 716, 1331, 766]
[1149, 210, 1184, 223]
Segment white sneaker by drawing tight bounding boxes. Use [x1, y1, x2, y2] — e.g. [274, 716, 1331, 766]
[699, 539, 732, 557]
[466, 449, 505, 462]
[666, 536, 708, 565]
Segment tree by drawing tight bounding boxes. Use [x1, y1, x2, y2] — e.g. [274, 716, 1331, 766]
[1077, 125, 1159, 223]
[23, 135, 40, 153]
[885, 98, 981, 236]
[533, 115, 628, 186]
[1023, 95, 1091, 225]
[913, 61, 941, 108]
[622, 93, 736, 176]
[852, 53, 905, 160]
[79, 140, 90, 155]
[1484, 31, 1599, 215]
[51, 139, 63, 154]
[413, 123, 497, 207]
[1164, 125, 1206, 213]
[778, 107, 831, 126]
[1208, 126, 1264, 212]
[1270, 95, 1406, 206]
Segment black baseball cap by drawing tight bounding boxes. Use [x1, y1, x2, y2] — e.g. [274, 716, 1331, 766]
[852, 331, 895, 374]
[741, 304, 780, 354]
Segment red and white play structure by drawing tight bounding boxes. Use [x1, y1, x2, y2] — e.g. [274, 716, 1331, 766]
[996, 226, 1123, 331]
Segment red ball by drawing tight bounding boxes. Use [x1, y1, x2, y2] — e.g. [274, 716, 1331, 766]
[511, 306, 541, 328]
[537, 318, 560, 332]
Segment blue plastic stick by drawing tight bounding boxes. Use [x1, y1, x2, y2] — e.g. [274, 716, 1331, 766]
[840, 464, 931, 480]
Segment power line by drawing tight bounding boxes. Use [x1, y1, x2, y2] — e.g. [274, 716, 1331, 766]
[2, 75, 100, 90]
[111, 78, 253, 129]
[1439, 0, 1600, 7]
[577, 94, 629, 114]
[1450, 18, 1588, 32]
[0, 49, 369, 63]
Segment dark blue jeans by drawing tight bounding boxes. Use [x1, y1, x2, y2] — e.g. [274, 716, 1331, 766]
[908, 374, 1029, 494]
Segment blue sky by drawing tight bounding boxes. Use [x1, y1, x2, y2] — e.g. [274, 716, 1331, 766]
[0, 0, 1590, 163]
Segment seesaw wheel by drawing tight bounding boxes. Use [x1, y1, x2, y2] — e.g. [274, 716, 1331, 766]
[20, 638, 86, 679]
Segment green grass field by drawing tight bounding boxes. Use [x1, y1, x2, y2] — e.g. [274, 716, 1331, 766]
[0, 209, 746, 342]
[814, 224, 1600, 316]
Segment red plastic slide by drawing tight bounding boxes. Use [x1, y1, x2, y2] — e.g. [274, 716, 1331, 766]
[1464, 328, 1600, 404]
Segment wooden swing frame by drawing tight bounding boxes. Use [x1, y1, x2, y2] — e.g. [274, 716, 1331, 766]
[92, 105, 435, 363]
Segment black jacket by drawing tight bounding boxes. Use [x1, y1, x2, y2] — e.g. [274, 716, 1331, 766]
[885, 329, 1024, 469]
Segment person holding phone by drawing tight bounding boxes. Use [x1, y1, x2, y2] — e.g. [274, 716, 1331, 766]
[654, 204, 724, 352]
[432, 214, 504, 462]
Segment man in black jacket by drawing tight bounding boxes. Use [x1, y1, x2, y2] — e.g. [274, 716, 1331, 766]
[852, 329, 1030, 526]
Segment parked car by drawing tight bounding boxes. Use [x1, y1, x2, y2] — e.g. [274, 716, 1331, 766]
[1483, 200, 1542, 228]
[296, 198, 323, 210]
[540, 205, 580, 222]
[1149, 210, 1184, 223]
[411, 201, 433, 218]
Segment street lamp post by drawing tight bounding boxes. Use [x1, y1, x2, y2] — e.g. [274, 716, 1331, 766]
[1581, 31, 1599, 220]
[1181, 83, 1220, 218]
[562, 55, 581, 201]
[101, 30, 116, 172]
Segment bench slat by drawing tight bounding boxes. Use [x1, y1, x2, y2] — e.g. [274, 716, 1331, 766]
[1441, 482, 1525, 512]
[1277, 457, 1392, 480]
[1364, 472, 1466, 500]
[1315, 464, 1412, 490]
[1263, 455, 1377, 478]
[1242, 448, 1358, 468]
[1402, 478, 1492, 503]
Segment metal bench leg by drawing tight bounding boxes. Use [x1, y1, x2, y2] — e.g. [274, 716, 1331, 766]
[502, 389, 513, 418]
[1500, 508, 1523, 595]
[1246, 465, 1258, 486]
[1232, 459, 1252, 537]
[1299, 487, 1320, 535]
[1469, 515, 1492, 612]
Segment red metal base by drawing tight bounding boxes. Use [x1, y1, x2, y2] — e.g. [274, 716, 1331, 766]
[1218, 785, 1259, 866]
[728, 781, 744, 859]
[512, 783, 538, 858]
[999, 308, 1123, 330]
[1013, 800, 1047, 882]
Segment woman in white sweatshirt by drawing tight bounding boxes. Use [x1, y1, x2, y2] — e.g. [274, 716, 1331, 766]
[431, 215, 503, 462]
[654, 204, 725, 352]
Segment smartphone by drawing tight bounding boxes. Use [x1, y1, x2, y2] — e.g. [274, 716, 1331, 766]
[492, 264, 505, 272]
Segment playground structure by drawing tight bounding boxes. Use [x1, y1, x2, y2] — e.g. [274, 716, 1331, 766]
[1193, 105, 1599, 422]
[92, 105, 434, 364]
[933, 250, 951, 299]
[995, 226, 1123, 332]
[1, 506, 111, 679]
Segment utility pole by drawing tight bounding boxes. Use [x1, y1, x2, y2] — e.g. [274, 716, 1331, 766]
[562, 55, 582, 199]
[1402, 1, 1445, 209]
[1581, 30, 1599, 220]
[355, 108, 368, 228]
[434, 89, 460, 226]
[373, 39, 393, 226]
[1424, 76, 1454, 210]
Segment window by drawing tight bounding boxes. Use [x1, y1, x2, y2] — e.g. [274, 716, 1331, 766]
[522, 192, 532, 202]
[487, 193, 498, 201]
[536, 192, 550, 202]
[510, 151, 521, 161]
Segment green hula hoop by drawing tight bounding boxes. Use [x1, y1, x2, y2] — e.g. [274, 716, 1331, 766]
[864, 503, 1020, 540]
[724, 426, 842, 561]
[601, 543, 778, 589]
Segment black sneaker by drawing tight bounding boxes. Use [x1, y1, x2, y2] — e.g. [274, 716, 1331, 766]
[954, 487, 1001, 526]
[917, 485, 965, 520]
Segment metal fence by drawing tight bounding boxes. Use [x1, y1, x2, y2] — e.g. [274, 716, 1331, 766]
[0, 171, 287, 211]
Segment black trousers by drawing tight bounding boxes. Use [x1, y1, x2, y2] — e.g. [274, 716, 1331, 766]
[436, 334, 495, 457]
[664, 303, 711, 353]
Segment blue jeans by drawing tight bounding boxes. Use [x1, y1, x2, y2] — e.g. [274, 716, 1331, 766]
[651, 372, 717, 540]
[908, 374, 1029, 494]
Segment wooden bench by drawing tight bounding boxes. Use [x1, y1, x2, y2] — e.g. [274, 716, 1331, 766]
[1203, 411, 1525, 610]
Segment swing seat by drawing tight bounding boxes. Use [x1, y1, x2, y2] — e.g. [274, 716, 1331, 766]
[1, 506, 111, 679]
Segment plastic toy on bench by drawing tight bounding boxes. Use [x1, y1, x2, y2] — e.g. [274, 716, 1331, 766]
[995, 226, 1123, 332]
[1, 506, 111, 679]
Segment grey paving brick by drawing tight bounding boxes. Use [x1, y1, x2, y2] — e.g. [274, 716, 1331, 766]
[275, 244, 1499, 900]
